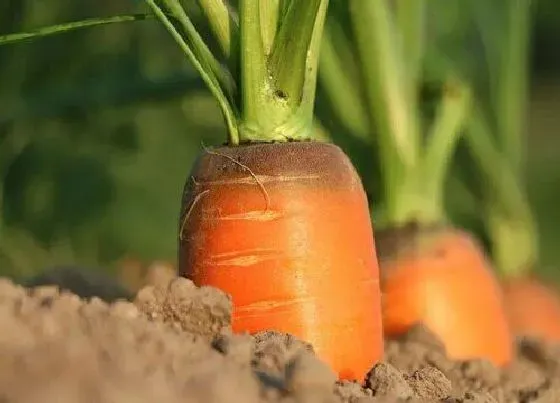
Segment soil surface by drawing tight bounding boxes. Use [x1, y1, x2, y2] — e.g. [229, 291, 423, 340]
[2, 269, 560, 403]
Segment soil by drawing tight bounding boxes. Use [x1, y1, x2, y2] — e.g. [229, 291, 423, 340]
[2, 268, 560, 403]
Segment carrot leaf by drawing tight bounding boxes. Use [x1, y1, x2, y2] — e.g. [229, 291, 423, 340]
[319, 18, 369, 140]
[422, 78, 472, 221]
[394, 0, 426, 99]
[238, 0, 270, 136]
[0, 14, 152, 47]
[145, 0, 239, 144]
[349, 0, 419, 171]
[465, 108, 537, 277]
[494, 0, 533, 175]
[259, 0, 281, 55]
[349, 0, 425, 225]
[237, 0, 328, 143]
[461, 1, 537, 277]
[195, 0, 239, 61]
[268, 0, 324, 109]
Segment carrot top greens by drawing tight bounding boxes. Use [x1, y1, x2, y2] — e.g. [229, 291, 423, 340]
[1, 1, 330, 146]
[145, 0, 329, 145]
[319, 0, 472, 228]
[461, 1, 537, 278]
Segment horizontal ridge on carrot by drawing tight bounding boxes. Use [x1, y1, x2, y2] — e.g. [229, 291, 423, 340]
[319, 0, 512, 366]
[138, 0, 384, 381]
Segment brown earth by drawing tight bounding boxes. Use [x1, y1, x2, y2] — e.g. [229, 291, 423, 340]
[1, 268, 560, 403]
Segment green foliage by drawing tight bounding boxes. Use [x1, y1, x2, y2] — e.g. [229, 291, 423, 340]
[1, 0, 560, 281]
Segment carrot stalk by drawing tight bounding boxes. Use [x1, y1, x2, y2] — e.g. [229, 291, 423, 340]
[349, 0, 419, 175]
[318, 19, 369, 140]
[194, 0, 239, 60]
[0, 14, 153, 46]
[460, 1, 560, 342]
[320, 0, 513, 366]
[464, 109, 537, 278]
[348, 0, 470, 226]
[461, 0, 537, 279]
[268, 0, 323, 106]
[145, 0, 239, 144]
[493, 0, 533, 175]
[394, 0, 426, 100]
[239, 0, 269, 135]
[422, 80, 472, 221]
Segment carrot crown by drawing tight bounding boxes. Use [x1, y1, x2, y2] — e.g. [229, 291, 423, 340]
[319, 0, 472, 229]
[143, 0, 329, 145]
[462, 2, 537, 278]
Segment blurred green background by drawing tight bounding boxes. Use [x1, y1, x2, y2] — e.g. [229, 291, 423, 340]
[1, 0, 559, 283]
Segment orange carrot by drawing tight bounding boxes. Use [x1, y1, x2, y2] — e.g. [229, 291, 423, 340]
[141, 0, 383, 381]
[378, 224, 512, 365]
[502, 276, 560, 342]
[179, 142, 383, 380]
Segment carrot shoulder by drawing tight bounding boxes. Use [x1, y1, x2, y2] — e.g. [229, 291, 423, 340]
[179, 142, 383, 380]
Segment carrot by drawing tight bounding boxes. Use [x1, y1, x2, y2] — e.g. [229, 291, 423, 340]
[503, 277, 560, 341]
[180, 141, 382, 380]
[0, 1, 384, 380]
[147, 0, 384, 381]
[378, 224, 512, 365]
[319, 0, 513, 365]
[459, 1, 560, 343]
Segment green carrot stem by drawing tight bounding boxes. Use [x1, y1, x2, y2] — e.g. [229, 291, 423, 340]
[238, 0, 270, 139]
[348, 0, 408, 224]
[0, 14, 153, 46]
[146, 0, 239, 144]
[486, 206, 537, 279]
[465, 108, 538, 277]
[349, 0, 419, 170]
[467, 1, 537, 277]
[237, 0, 328, 143]
[268, 0, 323, 108]
[350, 0, 455, 227]
[259, 0, 281, 55]
[156, 0, 236, 99]
[296, 0, 329, 123]
[394, 0, 426, 101]
[319, 20, 369, 139]
[421, 78, 472, 222]
[195, 0, 239, 61]
[494, 0, 533, 176]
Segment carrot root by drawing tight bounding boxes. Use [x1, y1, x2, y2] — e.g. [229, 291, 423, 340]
[178, 141, 383, 381]
[503, 276, 560, 342]
[377, 224, 513, 367]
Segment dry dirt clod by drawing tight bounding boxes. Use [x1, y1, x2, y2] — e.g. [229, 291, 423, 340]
[405, 366, 452, 400]
[253, 331, 316, 377]
[335, 380, 371, 403]
[442, 390, 498, 403]
[134, 277, 232, 340]
[365, 362, 414, 400]
[285, 351, 337, 393]
[212, 333, 254, 365]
